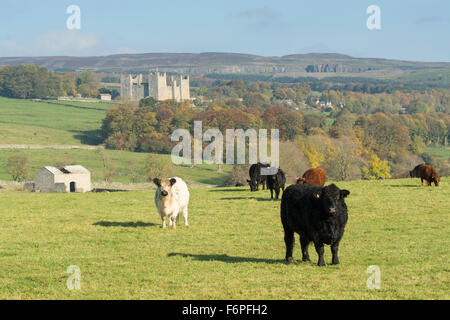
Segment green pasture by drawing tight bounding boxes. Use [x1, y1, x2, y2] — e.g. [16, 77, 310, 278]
[0, 178, 448, 299]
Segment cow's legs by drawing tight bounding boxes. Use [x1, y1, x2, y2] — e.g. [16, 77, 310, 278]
[171, 215, 177, 230]
[275, 188, 280, 200]
[300, 236, 311, 262]
[314, 241, 326, 266]
[284, 228, 295, 262]
[162, 215, 167, 229]
[331, 242, 340, 265]
[420, 178, 424, 186]
[182, 206, 189, 226]
[270, 188, 274, 199]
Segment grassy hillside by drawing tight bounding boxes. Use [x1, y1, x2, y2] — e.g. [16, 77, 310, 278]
[0, 97, 105, 145]
[0, 178, 448, 299]
[0, 148, 230, 186]
[0, 97, 231, 186]
[424, 147, 450, 160]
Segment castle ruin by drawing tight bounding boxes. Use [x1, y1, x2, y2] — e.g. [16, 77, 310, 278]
[120, 72, 190, 102]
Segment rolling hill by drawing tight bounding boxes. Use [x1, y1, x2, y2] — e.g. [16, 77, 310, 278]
[1, 52, 450, 81]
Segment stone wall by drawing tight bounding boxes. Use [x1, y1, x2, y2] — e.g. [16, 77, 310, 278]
[35, 169, 57, 192]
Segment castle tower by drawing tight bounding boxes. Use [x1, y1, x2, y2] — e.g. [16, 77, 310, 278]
[179, 75, 190, 101]
[148, 72, 159, 100]
[120, 74, 144, 101]
[120, 74, 131, 100]
[148, 72, 171, 101]
[170, 76, 181, 102]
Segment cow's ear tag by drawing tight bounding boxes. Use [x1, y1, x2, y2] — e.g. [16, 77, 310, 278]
[316, 194, 320, 199]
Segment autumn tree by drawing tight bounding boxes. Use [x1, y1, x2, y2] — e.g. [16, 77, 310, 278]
[362, 153, 391, 179]
[144, 154, 176, 181]
[7, 152, 31, 182]
[96, 148, 116, 182]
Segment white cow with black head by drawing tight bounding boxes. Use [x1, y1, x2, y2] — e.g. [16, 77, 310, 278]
[153, 177, 190, 229]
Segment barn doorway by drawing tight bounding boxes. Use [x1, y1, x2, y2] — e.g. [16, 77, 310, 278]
[70, 182, 76, 193]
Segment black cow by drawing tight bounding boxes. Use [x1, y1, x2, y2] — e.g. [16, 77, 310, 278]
[247, 163, 269, 191]
[280, 183, 350, 266]
[266, 168, 286, 200]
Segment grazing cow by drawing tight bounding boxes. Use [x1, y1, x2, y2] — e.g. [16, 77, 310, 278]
[247, 162, 270, 191]
[266, 168, 286, 200]
[418, 164, 440, 187]
[281, 183, 350, 266]
[153, 177, 190, 229]
[296, 168, 327, 186]
[410, 163, 425, 178]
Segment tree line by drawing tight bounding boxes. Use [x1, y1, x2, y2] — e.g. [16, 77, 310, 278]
[0, 65, 105, 99]
[193, 78, 450, 115]
[101, 97, 450, 179]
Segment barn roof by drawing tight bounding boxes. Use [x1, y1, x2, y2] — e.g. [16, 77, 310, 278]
[43, 166, 64, 175]
[63, 165, 90, 174]
[40, 165, 90, 176]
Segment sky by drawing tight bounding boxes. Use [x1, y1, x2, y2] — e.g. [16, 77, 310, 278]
[0, 0, 449, 62]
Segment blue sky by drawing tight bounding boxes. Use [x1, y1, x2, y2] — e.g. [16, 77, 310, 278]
[0, 0, 449, 61]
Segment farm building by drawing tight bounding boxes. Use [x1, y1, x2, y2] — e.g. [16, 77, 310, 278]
[99, 94, 112, 101]
[33, 165, 91, 193]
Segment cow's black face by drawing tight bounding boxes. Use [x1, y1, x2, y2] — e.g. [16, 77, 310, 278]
[316, 184, 350, 215]
[153, 178, 176, 197]
[247, 179, 257, 191]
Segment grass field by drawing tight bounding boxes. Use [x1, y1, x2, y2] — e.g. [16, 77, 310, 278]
[0, 97, 106, 145]
[425, 147, 450, 160]
[0, 97, 449, 300]
[0, 178, 448, 299]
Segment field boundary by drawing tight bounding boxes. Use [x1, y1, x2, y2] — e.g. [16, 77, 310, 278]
[0, 144, 100, 150]
[31, 99, 112, 111]
[0, 180, 219, 189]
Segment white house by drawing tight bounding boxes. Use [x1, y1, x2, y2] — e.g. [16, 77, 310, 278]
[100, 94, 112, 101]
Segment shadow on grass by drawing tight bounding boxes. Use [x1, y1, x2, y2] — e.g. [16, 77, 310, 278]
[209, 188, 248, 192]
[71, 129, 103, 145]
[168, 252, 284, 264]
[93, 221, 157, 228]
[388, 185, 421, 188]
[220, 196, 279, 202]
[92, 188, 130, 193]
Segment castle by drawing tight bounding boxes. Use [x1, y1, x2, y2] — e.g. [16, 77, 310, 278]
[120, 72, 190, 102]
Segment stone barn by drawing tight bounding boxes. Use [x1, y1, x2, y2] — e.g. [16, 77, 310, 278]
[34, 165, 91, 193]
